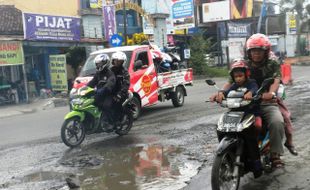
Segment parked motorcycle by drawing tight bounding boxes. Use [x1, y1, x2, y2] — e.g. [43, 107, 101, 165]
[0, 83, 18, 105]
[206, 78, 274, 190]
[164, 46, 181, 70]
[61, 86, 134, 148]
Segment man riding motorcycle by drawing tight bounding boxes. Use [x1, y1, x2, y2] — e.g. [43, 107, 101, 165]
[87, 53, 116, 128]
[210, 33, 286, 169]
[110, 51, 130, 124]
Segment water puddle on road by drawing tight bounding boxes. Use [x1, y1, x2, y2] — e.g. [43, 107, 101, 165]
[59, 145, 200, 190]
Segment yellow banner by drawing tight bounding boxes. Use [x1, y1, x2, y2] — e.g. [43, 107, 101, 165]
[289, 14, 296, 28]
[90, 0, 103, 8]
[174, 29, 188, 35]
[49, 54, 68, 91]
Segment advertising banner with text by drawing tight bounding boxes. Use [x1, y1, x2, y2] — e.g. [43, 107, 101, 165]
[227, 22, 251, 37]
[172, 0, 195, 29]
[23, 13, 81, 41]
[49, 55, 68, 91]
[103, 5, 116, 41]
[0, 41, 24, 66]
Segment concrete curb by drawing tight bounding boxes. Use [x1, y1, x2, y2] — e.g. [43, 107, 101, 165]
[0, 97, 68, 119]
[42, 98, 69, 110]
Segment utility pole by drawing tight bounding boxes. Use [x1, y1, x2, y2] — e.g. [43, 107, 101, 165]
[123, 0, 127, 45]
[257, 0, 266, 33]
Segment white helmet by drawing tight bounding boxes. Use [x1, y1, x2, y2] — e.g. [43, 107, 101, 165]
[111, 51, 127, 65]
[94, 54, 110, 71]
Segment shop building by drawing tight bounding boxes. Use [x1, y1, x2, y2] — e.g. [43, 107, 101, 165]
[0, 3, 105, 104]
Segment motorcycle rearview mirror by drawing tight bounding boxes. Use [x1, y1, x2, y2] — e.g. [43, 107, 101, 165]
[205, 79, 220, 90]
[257, 78, 274, 95]
[205, 79, 216, 86]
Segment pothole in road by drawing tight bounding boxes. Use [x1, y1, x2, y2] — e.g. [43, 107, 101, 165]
[2, 144, 202, 190]
[58, 144, 201, 190]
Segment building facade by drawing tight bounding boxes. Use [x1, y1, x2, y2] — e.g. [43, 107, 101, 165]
[0, 0, 105, 103]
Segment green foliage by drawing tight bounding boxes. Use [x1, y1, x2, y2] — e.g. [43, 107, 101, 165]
[188, 32, 228, 77]
[188, 32, 211, 75]
[65, 47, 86, 73]
[204, 66, 229, 78]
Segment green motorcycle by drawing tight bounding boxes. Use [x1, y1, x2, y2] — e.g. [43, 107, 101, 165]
[61, 86, 134, 148]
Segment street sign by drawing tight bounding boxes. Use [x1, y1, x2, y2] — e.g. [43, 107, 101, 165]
[110, 34, 123, 47]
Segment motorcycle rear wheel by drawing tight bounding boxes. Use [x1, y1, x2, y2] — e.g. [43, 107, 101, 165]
[115, 110, 133, 136]
[61, 117, 86, 148]
[211, 152, 240, 190]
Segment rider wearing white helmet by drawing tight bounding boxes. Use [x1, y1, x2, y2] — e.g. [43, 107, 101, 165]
[110, 51, 130, 123]
[111, 51, 130, 101]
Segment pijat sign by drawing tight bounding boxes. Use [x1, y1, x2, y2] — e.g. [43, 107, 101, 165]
[23, 13, 81, 41]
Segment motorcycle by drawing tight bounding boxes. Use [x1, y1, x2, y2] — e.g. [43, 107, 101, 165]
[61, 86, 134, 148]
[164, 46, 181, 70]
[0, 83, 18, 105]
[206, 78, 274, 190]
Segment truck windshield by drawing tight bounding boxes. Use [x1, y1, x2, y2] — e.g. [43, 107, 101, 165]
[79, 51, 132, 77]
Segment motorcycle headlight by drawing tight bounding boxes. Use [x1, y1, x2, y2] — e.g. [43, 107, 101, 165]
[70, 88, 78, 99]
[71, 98, 83, 105]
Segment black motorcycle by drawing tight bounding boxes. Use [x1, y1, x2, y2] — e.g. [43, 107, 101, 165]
[206, 78, 274, 190]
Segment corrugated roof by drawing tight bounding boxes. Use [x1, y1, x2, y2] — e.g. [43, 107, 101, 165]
[0, 5, 23, 35]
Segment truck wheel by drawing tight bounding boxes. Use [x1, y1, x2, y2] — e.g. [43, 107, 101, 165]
[171, 86, 184, 107]
[131, 96, 141, 120]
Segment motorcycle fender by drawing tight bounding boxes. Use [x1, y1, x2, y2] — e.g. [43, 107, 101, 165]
[215, 137, 238, 156]
[64, 111, 85, 121]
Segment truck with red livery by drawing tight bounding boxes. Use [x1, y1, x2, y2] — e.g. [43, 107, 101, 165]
[71, 45, 193, 119]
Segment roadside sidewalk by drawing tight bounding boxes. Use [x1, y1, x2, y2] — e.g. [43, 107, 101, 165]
[0, 97, 68, 119]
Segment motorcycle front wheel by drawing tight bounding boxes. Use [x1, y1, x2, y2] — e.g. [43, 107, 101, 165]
[61, 117, 86, 148]
[115, 110, 133, 136]
[211, 151, 240, 190]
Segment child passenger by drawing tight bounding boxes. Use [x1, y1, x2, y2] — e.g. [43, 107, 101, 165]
[222, 59, 262, 131]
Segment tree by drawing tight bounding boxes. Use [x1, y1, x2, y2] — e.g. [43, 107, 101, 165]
[280, 0, 310, 56]
[65, 47, 86, 76]
[188, 32, 211, 75]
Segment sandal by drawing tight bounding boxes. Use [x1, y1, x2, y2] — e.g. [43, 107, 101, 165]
[284, 142, 298, 156]
[271, 157, 285, 169]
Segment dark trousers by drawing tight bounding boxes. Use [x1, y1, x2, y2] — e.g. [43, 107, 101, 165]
[95, 94, 113, 122]
[112, 99, 124, 122]
[243, 126, 261, 161]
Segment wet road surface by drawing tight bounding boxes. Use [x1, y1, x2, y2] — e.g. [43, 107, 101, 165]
[0, 66, 309, 190]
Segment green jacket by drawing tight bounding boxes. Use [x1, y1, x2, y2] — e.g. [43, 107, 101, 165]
[248, 59, 281, 87]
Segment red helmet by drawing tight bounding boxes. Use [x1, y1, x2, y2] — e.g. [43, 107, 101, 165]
[229, 59, 250, 79]
[246, 33, 271, 51]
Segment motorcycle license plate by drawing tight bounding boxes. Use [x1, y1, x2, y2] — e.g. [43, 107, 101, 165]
[221, 112, 243, 132]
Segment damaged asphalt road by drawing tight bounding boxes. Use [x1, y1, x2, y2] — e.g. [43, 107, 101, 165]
[0, 66, 309, 190]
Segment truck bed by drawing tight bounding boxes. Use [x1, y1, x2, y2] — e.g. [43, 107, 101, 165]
[157, 68, 193, 90]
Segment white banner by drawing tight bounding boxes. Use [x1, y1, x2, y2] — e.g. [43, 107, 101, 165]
[228, 38, 246, 64]
[202, 1, 230, 23]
